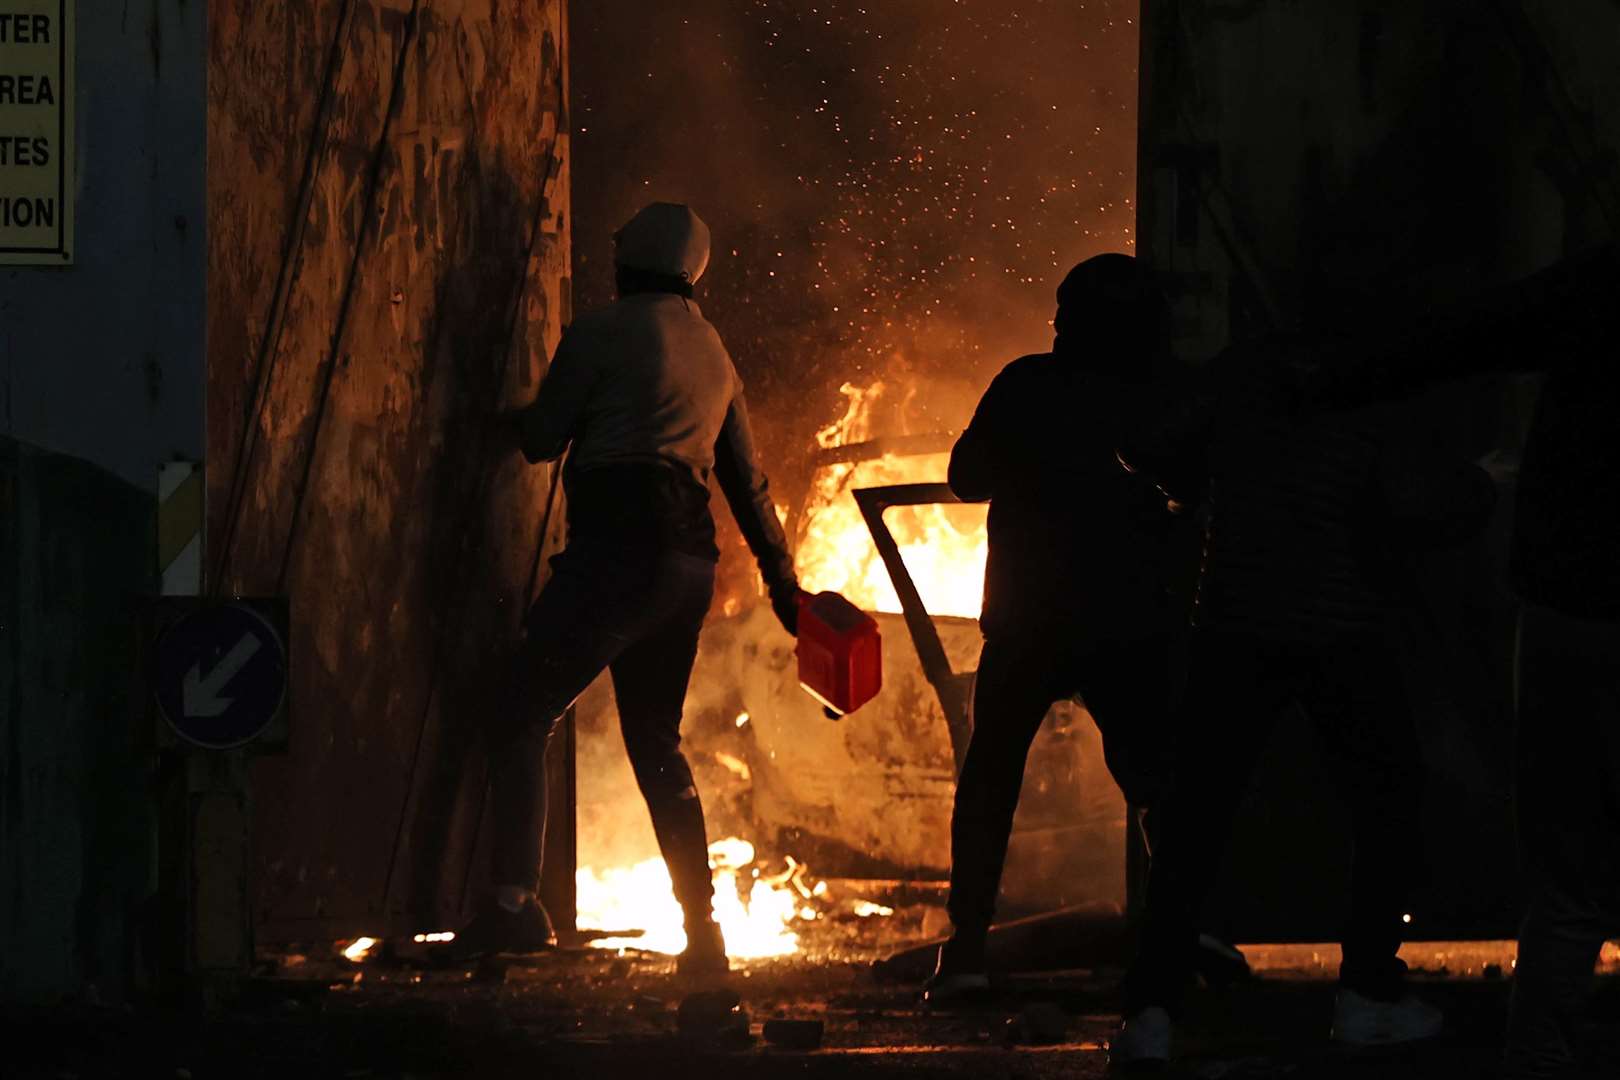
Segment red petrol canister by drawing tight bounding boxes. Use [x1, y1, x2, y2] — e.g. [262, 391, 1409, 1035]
[796, 591, 883, 716]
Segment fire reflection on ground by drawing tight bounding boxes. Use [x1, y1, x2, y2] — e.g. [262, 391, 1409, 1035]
[574, 837, 935, 961]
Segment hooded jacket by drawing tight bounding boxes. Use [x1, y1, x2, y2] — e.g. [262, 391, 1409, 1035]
[516, 205, 796, 602]
[950, 254, 1184, 642]
[949, 345, 1179, 642]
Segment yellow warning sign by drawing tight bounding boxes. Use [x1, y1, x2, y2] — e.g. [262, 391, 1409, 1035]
[0, 0, 72, 265]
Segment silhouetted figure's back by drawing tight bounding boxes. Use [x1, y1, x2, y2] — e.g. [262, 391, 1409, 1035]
[949, 254, 1176, 644]
[927, 253, 1185, 1005]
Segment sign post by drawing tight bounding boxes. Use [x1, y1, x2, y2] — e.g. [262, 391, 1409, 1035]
[155, 601, 289, 751]
[0, 0, 72, 265]
[150, 597, 289, 1003]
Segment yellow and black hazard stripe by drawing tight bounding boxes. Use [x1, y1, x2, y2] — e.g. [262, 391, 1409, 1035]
[158, 462, 203, 595]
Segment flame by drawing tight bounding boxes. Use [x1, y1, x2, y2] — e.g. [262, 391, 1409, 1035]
[341, 937, 377, 962]
[714, 751, 752, 781]
[795, 382, 987, 619]
[852, 900, 895, 918]
[575, 837, 810, 959]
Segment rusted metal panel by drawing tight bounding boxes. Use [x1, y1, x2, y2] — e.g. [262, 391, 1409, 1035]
[206, 0, 570, 941]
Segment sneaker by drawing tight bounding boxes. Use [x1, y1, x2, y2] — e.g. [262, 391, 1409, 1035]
[455, 896, 557, 958]
[1330, 987, 1443, 1046]
[922, 936, 990, 1006]
[678, 917, 729, 978]
[1109, 1006, 1172, 1069]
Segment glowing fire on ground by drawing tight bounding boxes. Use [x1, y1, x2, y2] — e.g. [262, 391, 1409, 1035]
[794, 382, 987, 619]
[576, 838, 850, 959]
[341, 937, 378, 962]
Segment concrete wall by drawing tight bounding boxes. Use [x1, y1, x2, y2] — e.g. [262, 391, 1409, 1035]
[204, 0, 571, 941]
[1, 2, 205, 1002]
[1137, 0, 1620, 941]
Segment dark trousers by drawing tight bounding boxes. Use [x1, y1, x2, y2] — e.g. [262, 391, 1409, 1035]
[947, 632, 1175, 936]
[488, 546, 717, 918]
[1505, 605, 1620, 1079]
[1124, 628, 1423, 1013]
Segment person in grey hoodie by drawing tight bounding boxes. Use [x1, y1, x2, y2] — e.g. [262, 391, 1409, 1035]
[462, 203, 803, 976]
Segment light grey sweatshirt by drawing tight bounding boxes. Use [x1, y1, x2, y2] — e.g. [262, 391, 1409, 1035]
[518, 293, 796, 598]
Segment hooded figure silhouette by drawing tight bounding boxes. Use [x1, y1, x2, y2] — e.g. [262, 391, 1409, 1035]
[465, 203, 803, 979]
[928, 253, 1185, 1004]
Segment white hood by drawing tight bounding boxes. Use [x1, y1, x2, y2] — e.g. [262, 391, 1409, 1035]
[613, 202, 712, 284]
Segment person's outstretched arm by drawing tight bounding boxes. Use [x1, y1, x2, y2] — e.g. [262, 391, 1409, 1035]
[714, 387, 803, 634]
[516, 328, 597, 464]
[1116, 368, 1216, 513]
[1311, 242, 1619, 408]
[948, 368, 1015, 502]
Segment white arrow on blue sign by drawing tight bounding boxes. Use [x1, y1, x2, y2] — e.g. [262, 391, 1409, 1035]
[156, 602, 287, 749]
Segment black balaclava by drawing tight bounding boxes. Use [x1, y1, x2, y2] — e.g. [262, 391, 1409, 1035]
[616, 264, 695, 299]
[1052, 253, 1166, 371]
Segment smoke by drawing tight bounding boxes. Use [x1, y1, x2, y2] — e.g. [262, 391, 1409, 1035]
[568, 2, 1138, 881]
[573, 0, 1139, 483]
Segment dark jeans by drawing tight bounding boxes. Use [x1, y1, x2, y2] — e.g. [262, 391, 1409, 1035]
[947, 631, 1175, 937]
[1124, 628, 1423, 1013]
[487, 546, 717, 918]
[1505, 605, 1620, 1079]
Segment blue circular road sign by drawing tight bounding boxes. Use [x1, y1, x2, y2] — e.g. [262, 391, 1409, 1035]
[155, 602, 287, 750]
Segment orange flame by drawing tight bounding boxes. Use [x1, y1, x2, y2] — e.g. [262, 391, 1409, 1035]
[341, 937, 377, 962]
[795, 382, 987, 619]
[576, 838, 815, 959]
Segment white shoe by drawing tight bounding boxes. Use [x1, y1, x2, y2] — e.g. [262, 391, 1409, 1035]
[1109, 1006, 1172, 1069]
[1330, 988, 1443, 1046]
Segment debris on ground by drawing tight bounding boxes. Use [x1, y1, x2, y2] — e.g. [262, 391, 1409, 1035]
[676, 989, 752, 1049]
[1003, 1001, 1069, 1045]
[762, 1018, 825, 1050]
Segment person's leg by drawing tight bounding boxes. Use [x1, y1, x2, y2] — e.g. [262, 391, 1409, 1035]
[1505, 605, 1620, 1079]
[945, 635, 1062, 953]
[1072, 631, 1176, 815]
[1304, 631, 1426, 1002]
[487, 551, 659, 898]
[1077, 633, 1250, 985]
[608, 553, 718, 956]
[1122, 630, 1294, 1017]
